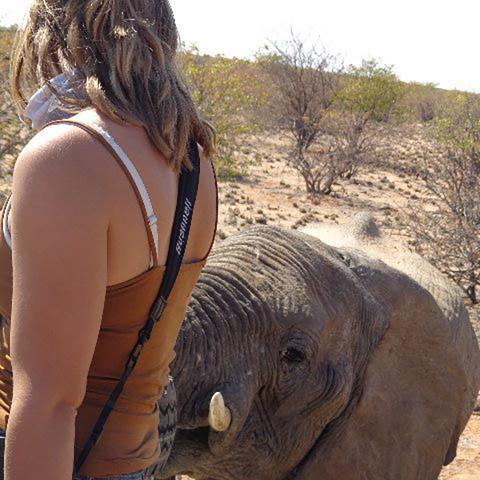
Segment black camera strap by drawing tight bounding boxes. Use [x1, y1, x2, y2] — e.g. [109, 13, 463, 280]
[73, 138, 201, 475]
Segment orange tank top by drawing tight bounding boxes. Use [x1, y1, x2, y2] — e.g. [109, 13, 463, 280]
[0, 119, 218, 476]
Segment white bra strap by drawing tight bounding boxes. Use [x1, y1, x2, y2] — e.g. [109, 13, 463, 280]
[85, 122, 159, 267]
[2, 194, 12, 251]
[2, 124, 160, 266]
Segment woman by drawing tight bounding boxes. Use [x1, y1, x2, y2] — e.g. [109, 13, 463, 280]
[0, 1, 218, 479]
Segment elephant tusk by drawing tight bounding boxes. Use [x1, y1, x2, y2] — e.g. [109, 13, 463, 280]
[208, 392, 232, 432]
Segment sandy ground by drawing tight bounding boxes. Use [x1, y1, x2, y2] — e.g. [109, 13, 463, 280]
[439, 415, 480, 479]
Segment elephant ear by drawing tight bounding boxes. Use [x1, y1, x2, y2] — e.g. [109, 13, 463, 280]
[289, 248, 468, 480]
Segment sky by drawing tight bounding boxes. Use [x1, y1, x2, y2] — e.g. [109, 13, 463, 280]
[2, 0, 479, 92]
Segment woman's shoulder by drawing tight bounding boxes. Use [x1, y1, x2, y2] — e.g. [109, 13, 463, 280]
[19, 108, 110, 170]
[13, 111, 115, 215]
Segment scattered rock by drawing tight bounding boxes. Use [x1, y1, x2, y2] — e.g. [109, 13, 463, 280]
[255, 216, 267, 224]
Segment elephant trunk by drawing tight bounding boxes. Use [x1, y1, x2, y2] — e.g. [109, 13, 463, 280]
[170, 259, 272, 445]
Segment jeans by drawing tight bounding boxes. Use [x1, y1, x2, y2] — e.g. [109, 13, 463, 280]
[0, 377, 177, 479]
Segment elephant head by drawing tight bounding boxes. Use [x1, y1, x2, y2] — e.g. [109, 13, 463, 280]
[156, 222, 480, 480]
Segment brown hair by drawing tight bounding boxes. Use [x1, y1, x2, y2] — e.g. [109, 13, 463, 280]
[11, 0, 216, 172]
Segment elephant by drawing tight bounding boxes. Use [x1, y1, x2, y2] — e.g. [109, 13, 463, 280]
[155, 214, 480, 480]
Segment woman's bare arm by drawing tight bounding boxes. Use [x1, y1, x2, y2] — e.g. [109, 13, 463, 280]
[5, 125, 111, 480]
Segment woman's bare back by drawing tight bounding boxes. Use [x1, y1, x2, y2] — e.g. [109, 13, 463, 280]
[7, 106, 218, 288]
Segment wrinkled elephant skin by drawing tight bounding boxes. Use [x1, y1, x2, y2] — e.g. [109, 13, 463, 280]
[156, 216, 480, 480]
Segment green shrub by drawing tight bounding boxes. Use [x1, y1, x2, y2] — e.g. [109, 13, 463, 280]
[179, 45, 270, 180]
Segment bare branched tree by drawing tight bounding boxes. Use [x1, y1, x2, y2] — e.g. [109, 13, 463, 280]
[322, 111, 378, 183]
[257, 29, 343, 193]
[409, 98, 480, 303]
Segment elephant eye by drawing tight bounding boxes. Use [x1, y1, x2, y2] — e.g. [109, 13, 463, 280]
[280, 346, 306, 363]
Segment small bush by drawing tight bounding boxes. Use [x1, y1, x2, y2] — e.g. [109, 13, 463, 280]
[257, 29, 342, 194]
[409, 96, 480, 303]
[0, 27, 32, 181]
[179, 45, 269, 180]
